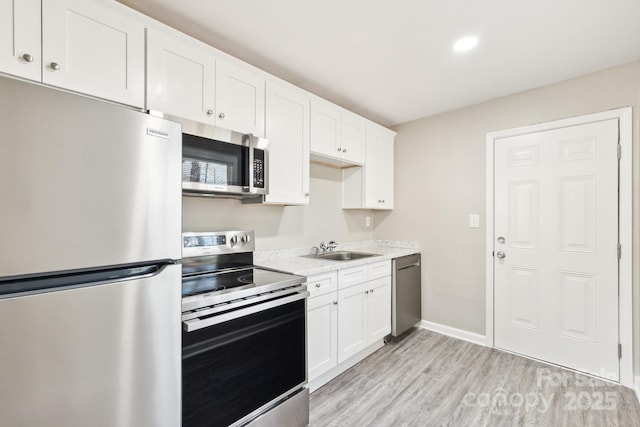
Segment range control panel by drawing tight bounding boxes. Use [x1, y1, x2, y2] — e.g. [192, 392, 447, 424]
[182, 230, 255, 257]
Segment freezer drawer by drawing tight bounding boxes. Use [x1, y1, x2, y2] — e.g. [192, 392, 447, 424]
[0, 264, 181, 427]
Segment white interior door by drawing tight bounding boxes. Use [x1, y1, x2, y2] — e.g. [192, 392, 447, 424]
[493, 118, 619, 381]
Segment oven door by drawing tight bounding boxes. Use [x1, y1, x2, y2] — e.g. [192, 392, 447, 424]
[182, 296, 308, 427]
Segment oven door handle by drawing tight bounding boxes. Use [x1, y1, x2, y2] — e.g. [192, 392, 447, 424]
[183, 290, 309, 332]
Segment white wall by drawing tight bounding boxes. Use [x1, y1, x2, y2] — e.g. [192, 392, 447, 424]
[183, 162, 374, 250]
[374, 61, 640, 373]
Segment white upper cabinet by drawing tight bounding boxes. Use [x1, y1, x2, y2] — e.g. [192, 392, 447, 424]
[342, 121, 395, 210]
[310, 98, 341, 157]
[264, 80, 310, 205]
[310, 98, 365, 166]
[146, 27, 216, 124]
[364, 123, 395, 209]
[215, 59, 265, 137]
[340, 111, 366, 164]
[42, 0, 145, 107]
[0, 0, 41, 81]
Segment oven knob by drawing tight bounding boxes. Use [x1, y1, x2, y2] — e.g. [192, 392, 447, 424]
[230, 235, 239, 245]
[241, 234, 251, 244]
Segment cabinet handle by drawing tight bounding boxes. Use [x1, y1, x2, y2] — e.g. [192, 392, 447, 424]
[315, 283, 321, 288]
[333, 301, 338, 305]
[218, 112, 225, 119]
[50, 62, 61, 71]
[22, 53, 34, 63]
[206, 109, 214, 116]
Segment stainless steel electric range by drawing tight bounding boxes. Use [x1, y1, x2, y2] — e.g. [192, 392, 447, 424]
[181, 231, 309, 427]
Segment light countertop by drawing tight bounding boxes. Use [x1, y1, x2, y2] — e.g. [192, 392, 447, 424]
[255, 241, 420, 277]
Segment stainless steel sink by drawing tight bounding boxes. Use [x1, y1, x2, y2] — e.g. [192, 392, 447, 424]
[302, 251, 380, 261]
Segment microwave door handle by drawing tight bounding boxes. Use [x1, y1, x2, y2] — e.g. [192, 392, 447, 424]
[244, 133, 254, 193]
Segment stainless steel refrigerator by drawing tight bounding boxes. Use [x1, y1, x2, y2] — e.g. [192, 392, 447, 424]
[0, 76, 182, 427]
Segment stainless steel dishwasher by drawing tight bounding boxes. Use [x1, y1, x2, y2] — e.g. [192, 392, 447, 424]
[391, 254, 422, 337]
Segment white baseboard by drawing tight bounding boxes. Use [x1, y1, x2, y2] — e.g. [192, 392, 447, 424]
[420, 320, 486, 347]
[635, 376, 640, 404]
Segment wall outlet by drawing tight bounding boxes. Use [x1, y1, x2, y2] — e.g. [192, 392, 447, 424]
[365, 216, 371, 227]
[469, 214, 480, 228]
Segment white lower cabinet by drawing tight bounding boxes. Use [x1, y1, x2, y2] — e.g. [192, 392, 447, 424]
[307, 292, 338, 381]
[366, 277, 392, 343]
[337, 282, 367, 363]
[307, 261, 391, 388]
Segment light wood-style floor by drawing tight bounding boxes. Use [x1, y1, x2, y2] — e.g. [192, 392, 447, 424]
[309, 329, 640, 426]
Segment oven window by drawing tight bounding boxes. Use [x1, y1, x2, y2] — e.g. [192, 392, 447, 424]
[182, 133, 249, 187]
[182, 299, 306, 427]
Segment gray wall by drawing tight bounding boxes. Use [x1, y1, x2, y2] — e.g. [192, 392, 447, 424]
[374, 61, 640, 373]
[183, 162, 374, 250]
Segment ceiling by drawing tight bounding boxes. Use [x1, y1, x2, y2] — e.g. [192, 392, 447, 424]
[119, 0, 640, 127]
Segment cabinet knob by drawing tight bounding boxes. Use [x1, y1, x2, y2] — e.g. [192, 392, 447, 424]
[370, 289, 374, 294]
[50, 62, 60, 71]
[365, 290, 369, 294]
[304, 192, 310, 197]
[337, 147, 342, 152]
[22, 53, 34, 63]
[343, 148, 347, 153]
[206, 109, 214, 116]
[333, 301, 338, 305]
[218, 112, 225, 119]
[315, 283, 321, 288]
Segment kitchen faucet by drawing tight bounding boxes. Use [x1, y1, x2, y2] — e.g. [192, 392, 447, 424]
[314, 240, 338, 254]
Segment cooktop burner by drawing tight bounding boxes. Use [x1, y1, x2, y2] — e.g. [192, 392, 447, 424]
[182, 267, 301, 298]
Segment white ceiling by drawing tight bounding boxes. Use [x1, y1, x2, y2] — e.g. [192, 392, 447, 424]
[119, 0, 640, 127]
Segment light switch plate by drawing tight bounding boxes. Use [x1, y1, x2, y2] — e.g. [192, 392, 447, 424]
[469, 214, 480, 228]
[365, 216, 371, 227]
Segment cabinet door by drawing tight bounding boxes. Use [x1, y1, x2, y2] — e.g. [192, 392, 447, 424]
[264, 81, 310, 205]
[310, 98, 340, 158]
[337, 283, 367, 363]
[146, 27, 216, 125]
[366, 276, 391, 344]
[215, 59, 265, 136]
[376, 130, 395, 209]
[307, 293, 338, 381]
[365, 123, 395, 209]
[42, 0, 145, 107]
[0, 0, 40, 81]
[340, 111, 365, 164]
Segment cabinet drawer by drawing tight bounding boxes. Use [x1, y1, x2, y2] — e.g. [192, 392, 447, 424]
[368, 260, 391, 280]
[338, 266, 368, 290]
[306, 271, 337, 298]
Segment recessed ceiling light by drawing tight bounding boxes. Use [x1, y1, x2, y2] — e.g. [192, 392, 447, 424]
[453, 36, 479, 53]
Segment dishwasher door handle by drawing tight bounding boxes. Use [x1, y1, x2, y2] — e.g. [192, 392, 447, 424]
[397, 261, 420, 271]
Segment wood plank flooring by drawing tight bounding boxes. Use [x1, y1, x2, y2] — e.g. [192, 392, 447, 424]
[309, 329, 640, 426]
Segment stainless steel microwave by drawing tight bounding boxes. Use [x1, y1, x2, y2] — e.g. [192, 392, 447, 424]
[159, 115, 269, 199]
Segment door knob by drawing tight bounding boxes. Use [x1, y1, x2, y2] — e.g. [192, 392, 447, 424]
[496, 251, 506, 259]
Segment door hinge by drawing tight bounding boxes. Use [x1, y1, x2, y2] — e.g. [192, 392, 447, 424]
[619, 343, 622, 359]
[617, 243, 621, 259]
[617, 144, 621, 160]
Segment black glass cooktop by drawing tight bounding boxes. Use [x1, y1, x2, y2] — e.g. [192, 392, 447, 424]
[182, 267, 301, 298]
